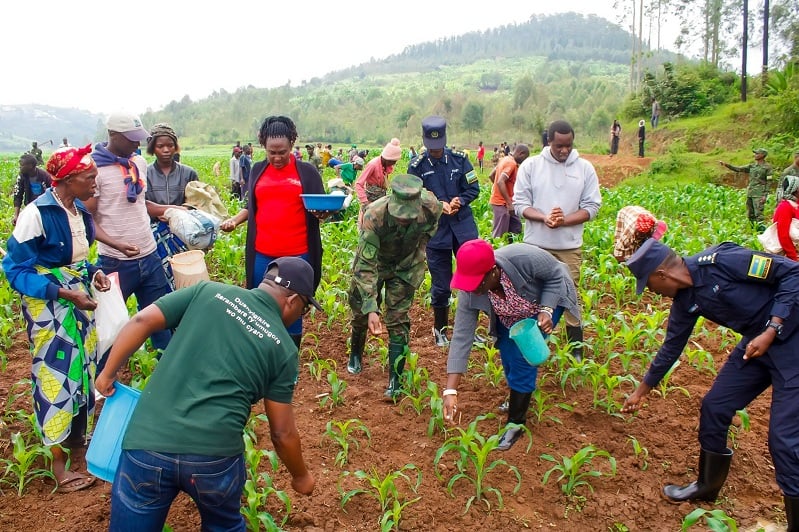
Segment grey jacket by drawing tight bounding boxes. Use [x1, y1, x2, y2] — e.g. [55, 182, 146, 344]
[446, 243, 579, 374]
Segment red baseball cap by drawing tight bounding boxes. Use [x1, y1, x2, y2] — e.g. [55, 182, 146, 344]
[451, 239, 496, 291]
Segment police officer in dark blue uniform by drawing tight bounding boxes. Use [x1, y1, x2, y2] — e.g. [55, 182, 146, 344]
[408, 116, 480, 346]
[621, 238, 799, 528]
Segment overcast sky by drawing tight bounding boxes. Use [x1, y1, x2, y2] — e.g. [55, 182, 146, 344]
[2, 0, 685, 115]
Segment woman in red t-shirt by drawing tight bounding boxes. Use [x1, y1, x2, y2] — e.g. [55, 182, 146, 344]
[773, 175, 799, 261]
[221, 116, 325, 347]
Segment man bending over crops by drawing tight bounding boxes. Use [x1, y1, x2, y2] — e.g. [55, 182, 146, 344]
[95, 257, 318, 531]
[346, 174, 442, 400]
[621, 238, 799, 529]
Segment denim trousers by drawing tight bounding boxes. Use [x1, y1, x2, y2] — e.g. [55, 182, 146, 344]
[98, 251, 173, 351]
[110, 450, 246, 532]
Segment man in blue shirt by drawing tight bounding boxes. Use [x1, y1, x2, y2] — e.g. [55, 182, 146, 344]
[621, 238, 799, 528]
[408, 116, 480, 346]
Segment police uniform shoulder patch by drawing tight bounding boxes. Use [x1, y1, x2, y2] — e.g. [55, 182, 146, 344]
[465, 170, 478, 184]
[747, 254, 772, 279]
[409, 157, 422, 169]
[696, 252, 717, 265]
[451, 149, 467, 158]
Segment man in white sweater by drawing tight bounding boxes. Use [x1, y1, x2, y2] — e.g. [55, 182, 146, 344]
[513, 120, 602, 360]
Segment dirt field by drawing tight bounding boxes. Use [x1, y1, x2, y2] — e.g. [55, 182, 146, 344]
[0, 155, 786, 531]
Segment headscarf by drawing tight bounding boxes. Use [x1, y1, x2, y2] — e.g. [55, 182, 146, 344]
[149, 123, 178, 145]
[46, 144, 96, 182]
[778, 174, 799, 202]
[613, 205, 667, 262]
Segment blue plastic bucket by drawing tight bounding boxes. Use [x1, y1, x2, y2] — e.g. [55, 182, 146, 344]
[509, 318, 550, 366]
[86, 382, 141, 482]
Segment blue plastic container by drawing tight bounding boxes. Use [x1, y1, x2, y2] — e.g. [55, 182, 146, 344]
[86, 382, 141, 482]
[300, 193, 346, 212]
[509, 318, 550, 366]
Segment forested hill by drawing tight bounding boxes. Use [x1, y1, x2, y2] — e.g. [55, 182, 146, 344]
[322, 13, 670, 82]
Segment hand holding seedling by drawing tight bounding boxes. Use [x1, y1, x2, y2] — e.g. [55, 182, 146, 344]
[621, 382, 652, 413]
[443, 394, 458, 423]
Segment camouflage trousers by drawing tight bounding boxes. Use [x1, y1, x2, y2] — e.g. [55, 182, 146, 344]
[349, 275, 418, 345]
[746, 195, 767, 225]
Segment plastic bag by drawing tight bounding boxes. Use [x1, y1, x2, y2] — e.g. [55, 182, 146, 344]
[93, 273, 129, 358]
[164, 208, 221, 251]
[757, 219, 799, 254]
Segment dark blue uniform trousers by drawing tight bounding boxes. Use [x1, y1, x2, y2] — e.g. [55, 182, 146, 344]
[700, 339, 799, 496]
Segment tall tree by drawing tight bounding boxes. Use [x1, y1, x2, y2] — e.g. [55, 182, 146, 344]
[763, 0, 770, 92]
[743, 0, 749, 101]
[462, 102, 485, 138]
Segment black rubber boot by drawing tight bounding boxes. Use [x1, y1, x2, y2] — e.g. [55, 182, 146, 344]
[663, 448, 733, 502]
[383, 342, 407, 401]
[566, 325, 584, 362]
[497, 389, 531, 451]
[290, 334, 302, 350]
[786, 495, 799, 532]
[347, 329, 366, 374]
[432, 306, 449, 347]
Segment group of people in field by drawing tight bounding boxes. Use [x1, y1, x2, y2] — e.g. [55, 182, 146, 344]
[5, 110, 799, 531]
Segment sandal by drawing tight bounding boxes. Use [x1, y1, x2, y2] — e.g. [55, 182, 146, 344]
[56, 472, 96, 493]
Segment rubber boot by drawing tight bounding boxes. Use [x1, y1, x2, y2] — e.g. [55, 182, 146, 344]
[347, 329, 366, 374]
[566, 325, 584, 362]
[383, 342, 407, 401]
[663, 448, 733, 502]
[786, 495, 799, 532]
[432, 306, 449, 347]
[497, 389, 532, 451]
[290, 334, 302, 350]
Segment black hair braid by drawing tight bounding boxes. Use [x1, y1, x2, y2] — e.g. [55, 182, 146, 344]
[258, 116, 298, 147]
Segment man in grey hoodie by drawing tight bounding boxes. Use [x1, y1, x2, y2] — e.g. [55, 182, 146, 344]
[513, 120, 602, 360]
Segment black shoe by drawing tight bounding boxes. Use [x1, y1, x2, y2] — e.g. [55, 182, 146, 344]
[347, 330, 366, 375]
[785, 494, 799, 532]
[473, 333, 488, 346]
[347, 353, 362, 374]
[663, 448, 733, 502]
[497, 424, 524, 451]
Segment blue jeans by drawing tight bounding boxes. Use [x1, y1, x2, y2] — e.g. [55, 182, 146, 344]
[110, 450, 246, 532]
[99, 252, 172, 351]
[254, 251, 309, 335]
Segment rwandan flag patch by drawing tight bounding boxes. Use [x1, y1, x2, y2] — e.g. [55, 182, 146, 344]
[465, 170, 477, 184]
[747, 254, 772, 279]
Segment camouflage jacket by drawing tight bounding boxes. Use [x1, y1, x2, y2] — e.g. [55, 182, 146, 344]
[351, 192, 442, 314]
[727, 162, 773, 197]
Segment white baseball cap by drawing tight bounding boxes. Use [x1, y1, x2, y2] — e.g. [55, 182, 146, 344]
[105, 112, 149, 142]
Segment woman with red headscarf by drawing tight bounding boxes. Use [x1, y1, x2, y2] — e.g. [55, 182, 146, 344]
[2, 145, 111, 493]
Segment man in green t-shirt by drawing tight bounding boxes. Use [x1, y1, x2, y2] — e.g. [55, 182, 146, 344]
[96, 257, 320, 531]
[334, 156, 364, 185]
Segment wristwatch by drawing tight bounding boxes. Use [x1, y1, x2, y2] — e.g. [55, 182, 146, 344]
[765, 319, 784, 336]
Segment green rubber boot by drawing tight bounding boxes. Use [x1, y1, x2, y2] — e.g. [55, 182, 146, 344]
[383, 342, 407, 401]
[347, 329, 366, 374]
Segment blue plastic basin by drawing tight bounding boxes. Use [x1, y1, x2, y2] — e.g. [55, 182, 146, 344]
[86, 382, 141, 482]
[509, 318, 550, 366]
[300, 193, 346, 211]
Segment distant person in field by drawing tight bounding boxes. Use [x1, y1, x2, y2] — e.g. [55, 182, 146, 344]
[59, 137, 71, 148]
[354, 137, 402, 224]
[491, 146, 500, 168]
[514, 119, 602, 361]
[220, 115, 325, 349]
[3, 144, 111, 494]
[489, 144, 530, 239]
[651, 99, 661, 128]
[609, 119, 621, 157]
[321, 144, 333, 167]
[240, 144, 253, 193]
[293, 145, 303, 161]
[212, 160, 221, 177]
[334, 156, 364, 186]
[476, 141, 485, 172]
[541, 129, 549, 148]
[637, 119, 646, 158]
[719, 148, 774, 230]
[232, 140, 241, 156]
[229, 147, 243, 199]
[12, 153, 52, 226]
[620, 238, 799, 526]
[29, 141, 44, 165]
[306, 144, 323, 175]
[408, 146, 417, 159]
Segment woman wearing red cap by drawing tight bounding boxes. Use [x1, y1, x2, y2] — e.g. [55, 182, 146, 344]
[443, 239, 579, 450]
[3, 145, 112, 492]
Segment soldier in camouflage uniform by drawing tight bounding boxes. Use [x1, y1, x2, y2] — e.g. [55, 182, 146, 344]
[781, 149, 799, 179]
[347, 174, 442, 400]
[720, 148, 774, 230]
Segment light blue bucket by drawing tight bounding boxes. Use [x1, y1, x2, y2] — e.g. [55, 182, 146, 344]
[509, 318, 550, 366]
[86, 382, 141, 482]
